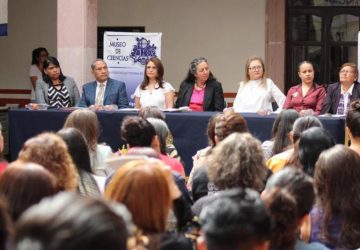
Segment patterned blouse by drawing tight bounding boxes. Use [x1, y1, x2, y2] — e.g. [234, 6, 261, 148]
[48, 84, 70, 108]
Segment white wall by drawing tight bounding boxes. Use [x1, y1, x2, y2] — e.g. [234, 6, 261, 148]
[0, 0, 266, 94]
[98, 0, 266, 92]
[0, 0, 57, 92]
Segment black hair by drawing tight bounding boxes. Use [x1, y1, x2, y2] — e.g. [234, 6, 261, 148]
[346, 100, 360, 137]
[298, 127, 335, 176]
[57, 128, 92, 174]
[13, 192, 130, 250]
[265, 167, 314, 218]
[43, 56, 66, 84]
[271, 109, 299, 156]
[200, 188, 271, 250]
[121, 116, 156, 147]
[31, 47, 48, 65]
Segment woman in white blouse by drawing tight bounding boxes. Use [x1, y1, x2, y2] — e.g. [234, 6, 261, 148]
[134, 57, 175, 109]
[233, 56, 285, 114]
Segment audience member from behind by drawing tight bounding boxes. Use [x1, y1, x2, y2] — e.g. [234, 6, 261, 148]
[346, 99, 360, 155]
[233, 55, 285, 114]
[78, 59, 129, 109]
[134, 57, 175, 109]
[17, 132, 78, 191]
[29, 47, 48, 101]
[198, 188, 271, 250]
[13, 192, 131, 250]
[321, 62, 359, 115]
[64, 109, 113, 176]
[294, 127, 335, 177]
[35, 56, 80, 107]
[191, 110, 249, 201]
[0, 197, 13, 250]
[266, 115, 323, 173]
[139, 106, 182, 162]
[0, 162, 57, 222]
[175, 57, 225, 111]
[105, 160, 193, 250]
[261, 109, 299, 160]
[192, 133, 269, 216]
[187, 113, 221, 189]
[306, 145, 360, 249]
[262, 168, 329, 250]
[283, 61, 326, 115]
[57, 128, 101, 197]
[147, 117, 185, 176]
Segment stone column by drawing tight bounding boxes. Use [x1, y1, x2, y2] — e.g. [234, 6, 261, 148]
[265, 0, 286, 92]
[57, 0, 97, 92]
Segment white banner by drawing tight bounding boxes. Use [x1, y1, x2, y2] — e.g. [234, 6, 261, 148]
[104, 32, 162, 107]
[0, 0, 8, 36]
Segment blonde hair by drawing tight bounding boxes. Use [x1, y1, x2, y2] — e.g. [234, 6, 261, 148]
[17, 132, 78, 191]
[105, 160, 171, 234]
[244, 56, 266, 86]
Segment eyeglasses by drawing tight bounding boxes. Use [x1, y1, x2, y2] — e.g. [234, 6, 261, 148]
[248, 65, 263, 71]
[340, 69, 354, 74]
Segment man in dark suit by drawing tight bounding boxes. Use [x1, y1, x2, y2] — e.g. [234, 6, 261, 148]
[78, 59, 129, 109]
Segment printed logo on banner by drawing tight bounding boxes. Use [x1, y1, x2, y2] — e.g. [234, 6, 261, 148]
[130, 37, 158, 65]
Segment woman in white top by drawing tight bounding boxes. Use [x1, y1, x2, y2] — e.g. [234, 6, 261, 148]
[233, 56, 286, 114]
[134, 57, 175, 109]
[29, 47, 49, 100]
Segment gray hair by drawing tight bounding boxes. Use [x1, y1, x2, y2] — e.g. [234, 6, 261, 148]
[146, 118, 169, 154]
[190, 57, 208, 75]
[91, 59, 107, 70]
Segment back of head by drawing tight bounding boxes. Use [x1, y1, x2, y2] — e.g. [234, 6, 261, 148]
[206, 133, 267, 192]
[0, 197, 12, 250]
[57, 128, 92, 173]
[292, 115, 323, 143]
[0, 162, 57, 222]
[265, 168, 314, 217]
[120, 116, 156, 148]
[271, 109, 299, 155]
[346, 100, 360, 137]
[139, 106, 166, 120]
[214, 111, 248, 142]
[200, 188, 271, 250]
[17, 132, 78, 191]
[147, 118, 169, 154]
[63, 109, 99, 152]
[105, 160, 171, 234]
[261, 188, 298, 250]
[13, 192, 130, 250]
[314, 145, 360, 248]
[298, 127, 335, 176]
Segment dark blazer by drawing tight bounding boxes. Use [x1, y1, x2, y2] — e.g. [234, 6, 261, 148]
[78, 78, 129, 109]
[320, 81, 360, 114]
[175, 79, 225, 111]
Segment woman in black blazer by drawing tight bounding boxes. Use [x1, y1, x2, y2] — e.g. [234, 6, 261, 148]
[175, 57, 225, 111]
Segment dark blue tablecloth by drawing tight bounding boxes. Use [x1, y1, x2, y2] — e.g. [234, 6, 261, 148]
[9, 109, 345, 175]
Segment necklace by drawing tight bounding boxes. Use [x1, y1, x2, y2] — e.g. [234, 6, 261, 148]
[195, 82, 206, 90]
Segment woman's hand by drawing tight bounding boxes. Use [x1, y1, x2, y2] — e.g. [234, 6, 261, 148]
[257, 109, 271, 116]
[299, 109, 314, 116]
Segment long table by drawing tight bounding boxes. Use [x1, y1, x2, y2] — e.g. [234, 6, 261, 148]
[9, 109, 345, 174]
